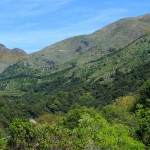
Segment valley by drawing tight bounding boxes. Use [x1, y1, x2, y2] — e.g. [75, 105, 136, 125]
[0, 14, 150, 149]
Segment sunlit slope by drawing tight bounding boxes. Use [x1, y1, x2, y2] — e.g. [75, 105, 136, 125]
[75, 33, 150, 82]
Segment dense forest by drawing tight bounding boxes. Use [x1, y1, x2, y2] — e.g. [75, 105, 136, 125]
[0, 80, 150, 149]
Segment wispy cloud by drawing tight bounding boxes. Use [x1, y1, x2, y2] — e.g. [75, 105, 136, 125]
[0, 0, 74, 18]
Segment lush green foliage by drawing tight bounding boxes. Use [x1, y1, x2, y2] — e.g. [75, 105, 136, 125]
[135, 81, 150, 148]
[1, 60, 150, 128]
[102, 96, 139, 131]
[1, 107, 145, 149]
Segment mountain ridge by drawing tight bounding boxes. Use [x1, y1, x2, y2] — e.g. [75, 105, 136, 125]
[0, 43, 27, 72]
[8, 13, 150, 75]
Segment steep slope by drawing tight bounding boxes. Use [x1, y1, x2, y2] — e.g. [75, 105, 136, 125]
[6, 13, 150, 74]
[0, 44, 27, 72]
[75, 33, 150, 82]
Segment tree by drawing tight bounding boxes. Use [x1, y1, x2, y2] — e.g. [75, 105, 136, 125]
[8, 118, 35, 149]
[135, 80, 150, 147]
[62, 107, 144, 149]
[0, 128, 6, 150]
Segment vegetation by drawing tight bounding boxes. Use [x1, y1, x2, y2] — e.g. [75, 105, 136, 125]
[0, 14, 150, 149]
[135, 81, 150, 148]
[0, 80, 150, 149]
[1, 107, 146, 149]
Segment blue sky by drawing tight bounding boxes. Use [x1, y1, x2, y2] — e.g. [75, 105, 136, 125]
[0, 0, 149, 53]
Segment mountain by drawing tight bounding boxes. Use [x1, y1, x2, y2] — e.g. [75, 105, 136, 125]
[1, 33, 150, 100]
[0, 14, 150, 149]
[0, 13, 150, 111]
[6, 14, 150, 74]
[0, 44, 27, 72]
[0, 14, 150, 79]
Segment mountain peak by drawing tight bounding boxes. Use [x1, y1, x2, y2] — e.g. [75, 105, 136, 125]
[0, 43, 28, 72]
[0, 43, 7, 49]
[11, 48, 27, 56]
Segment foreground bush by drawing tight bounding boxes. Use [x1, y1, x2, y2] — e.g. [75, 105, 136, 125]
[5, 107, 145, 150]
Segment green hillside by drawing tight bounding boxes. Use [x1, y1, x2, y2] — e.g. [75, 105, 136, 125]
[0, 14, 150, 149]
[75, 33, 150, 82]
[1, 33, 150, 93]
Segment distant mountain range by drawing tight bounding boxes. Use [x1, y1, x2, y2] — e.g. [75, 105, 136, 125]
[0, 44, 27, 72]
